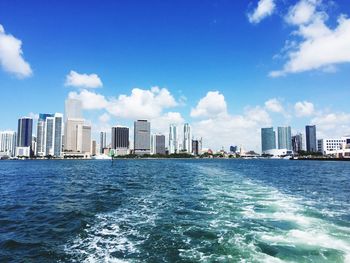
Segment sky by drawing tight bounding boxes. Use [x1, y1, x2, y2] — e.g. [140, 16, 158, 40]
[1, 0, 350, 152]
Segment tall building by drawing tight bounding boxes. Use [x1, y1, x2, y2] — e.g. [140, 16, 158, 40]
[77, 125, 91, 154]
[292, 133, 303, 153]
[306, 125, 317, 152]
[192, 138, 202, 156]
[112, 126, 129, 155]
[65, 98, 82, 120]
[134, 120, 150, 155]
[278, 126, 292, 150]
[151, 134, 166, 155]
[100, 131, 107, 154]
[169, 124, 178, 154]
[64, 119, 84, 152]
[261, 127, 276, 153]
[91, 140, 97, 156]
[17, 117, 33, 148]
[183, 123, 192, 154]
[0, 131, 16, 157]
[36, 113, 53, 156]
[53, 114, 63, 157]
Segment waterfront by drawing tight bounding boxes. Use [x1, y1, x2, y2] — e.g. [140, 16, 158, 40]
[0, 159, 350, 262]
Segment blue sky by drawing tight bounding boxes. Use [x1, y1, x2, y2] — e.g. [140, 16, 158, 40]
[1, 0, 350, 151]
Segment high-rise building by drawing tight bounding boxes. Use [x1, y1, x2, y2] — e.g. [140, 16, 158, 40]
[77, 125, 91, 154]
[0, 131, 16, 157]
[91, 140, 97, 156]
[100, 131, 107, 154]
[134, 120, 150, 155]
[192, 138, 203, 156]
[183, 123, 192, 154]
[292, 133, 303, 153]
[112, 126, 129, 155]
[151, 134, 166, 155]
[278, 126, 292, 150]
[53, 114, 63, 157]
[306, 125, 317, 152]
[169, 124, 178, 154]
[261, 127, 276, 153]
[36, 114, 53, 156]
[65, 98, 82, 120]
[230, 145, 238, 153]
[64, 119, 84, 152]
[17, 117, 33, 148]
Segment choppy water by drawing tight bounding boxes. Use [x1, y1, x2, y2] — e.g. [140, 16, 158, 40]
[0, 159, 349, 262]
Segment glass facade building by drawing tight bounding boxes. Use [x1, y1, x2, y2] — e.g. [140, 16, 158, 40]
[261, 127, 276, 153]
[306, 125, 317, 152]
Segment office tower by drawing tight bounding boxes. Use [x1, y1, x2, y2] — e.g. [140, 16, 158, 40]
[53, 113, 63, 157]
[306, 125, 317, 152]
[91, 140, 97, 156]
[112, 126, 129, 155]
[36, 114, 53, 156]
[77, 125, 91, 154]
[134, 120, 150, 155]
[17, 117, 33, 148]
[169, 124, 178, 154]
[64, 119, 84, 151]
[261, 127, 276, 153]
[0, 131, 16, 157]
[65, 98, 82, 120]
[278, 126, 292, 150]
[192, 140, 199, 156]
[100, 131, 107, 154]
[183, 123, 192, 154]
[151, 134, 166, 155]
[292, 133, 303, 153]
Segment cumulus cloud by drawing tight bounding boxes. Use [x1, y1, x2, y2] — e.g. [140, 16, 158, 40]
[265, 98, 284, 113]
[99, 113, 111, 123]
[190, 91, 227, 118]
[312, 112, 350, 138]
[107, 87, 178, 119]
[270, 1, 350, 76]
[0, 24, 32, 78]
[248, 0, 276, 24]
[294, 101, 315, 117]
[65, 70, 103, 88]
[192, 92, 271, 151]
[68, 89, 108, 110]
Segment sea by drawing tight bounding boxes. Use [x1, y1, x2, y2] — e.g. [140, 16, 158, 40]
[0, 159, 349, 262]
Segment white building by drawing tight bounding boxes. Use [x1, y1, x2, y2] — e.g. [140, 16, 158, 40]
[318, 136, 350, 156]
[183, 123, 192, 154]
[0, 131, 16, 157]
[264, 148, 293, 157]
[77, 125, 92, 154]
[38, 113, 63, 157]
[65, 98, 82, 120]
[169, 124, 178, 154]
[16, 146, 31, 158]
[64, 118, 84, 152]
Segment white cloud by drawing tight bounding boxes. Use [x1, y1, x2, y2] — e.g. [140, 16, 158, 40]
[99, 113, 111, 123]
[285, 0, 318, 25]
[107, 87, 178, 119]
[190, 91, 227, 118]
[0, 24, 32, 78]
[270, 1, 350, 76]
[248, 0, 276, 24]
[68, 89, 108, 110]
[265, 98, 284, 113]
[192, 92, 271, 152]
[312, 112, 350, 138]
[65, 70, 103, 88]
[294, 101, 315, 117]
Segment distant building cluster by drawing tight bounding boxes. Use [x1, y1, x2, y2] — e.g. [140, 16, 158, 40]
[261, 125, 350, 158]
[0, 98, 203, 159]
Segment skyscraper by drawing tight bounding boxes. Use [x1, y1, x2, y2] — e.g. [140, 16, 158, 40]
[17, 117, 33, 148]
[192, 138, 203, 156]
[77, 125, 92, 154]
[151, 134, 166, 155]
[183, 123, 192, 154]
[292, 133, 303, 153]
[112, 126, 129, 155]
[134, 120, 150, 155]
[53, 113, 63, 157]
[36, 113, 53, 156]
[278, 126, 292, 150]
[65, 98, 82, 120]
[64, 119, 84, 152]
[261, 127, 276, 153]
[100, 131, 107, 154]
[0, 131, 16, 157]
[306, 125, 317, 152]
[169, 124, 178, 154]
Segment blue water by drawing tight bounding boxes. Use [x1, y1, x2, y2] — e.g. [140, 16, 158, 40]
[0, 159, 349, 262]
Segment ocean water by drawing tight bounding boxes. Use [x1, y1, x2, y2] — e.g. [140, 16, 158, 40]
[0, 159, 349, 262]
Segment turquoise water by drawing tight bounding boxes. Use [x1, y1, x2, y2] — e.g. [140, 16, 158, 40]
[0, 159, 349, 262]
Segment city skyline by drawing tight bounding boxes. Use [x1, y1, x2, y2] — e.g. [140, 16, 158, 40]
[1, 1, 350, 151]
